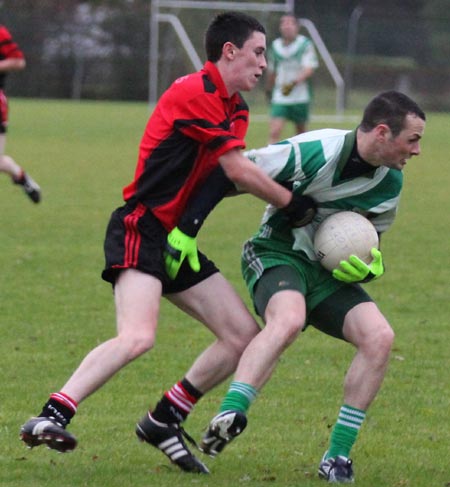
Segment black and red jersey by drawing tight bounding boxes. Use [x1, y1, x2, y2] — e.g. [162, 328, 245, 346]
[123, 61, 249, 231]
[0, 25, 25, 89]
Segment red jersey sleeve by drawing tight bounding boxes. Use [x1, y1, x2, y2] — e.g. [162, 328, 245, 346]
[0, 26, 25, 59]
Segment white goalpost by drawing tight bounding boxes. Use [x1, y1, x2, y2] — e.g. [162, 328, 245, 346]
[149, 0, 345, 116]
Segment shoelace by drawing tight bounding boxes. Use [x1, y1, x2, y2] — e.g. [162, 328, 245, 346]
[178, 424, 200, 450]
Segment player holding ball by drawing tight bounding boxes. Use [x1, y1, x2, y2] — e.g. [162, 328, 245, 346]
[174, 90, 425, 483]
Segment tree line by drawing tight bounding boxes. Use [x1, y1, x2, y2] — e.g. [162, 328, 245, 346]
[1, 0, 449, 109]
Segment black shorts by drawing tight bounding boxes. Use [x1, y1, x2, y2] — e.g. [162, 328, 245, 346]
[308, 284, 373, 340]
[102, 201, 219, 294]
[253, 265, 373, 341]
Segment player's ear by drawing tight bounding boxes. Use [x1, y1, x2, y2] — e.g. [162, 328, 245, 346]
[223, 42, 236, 60]
[375, 123, 391, 142]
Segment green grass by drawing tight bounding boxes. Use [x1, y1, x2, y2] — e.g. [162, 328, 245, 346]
[1, 98, 449, 487]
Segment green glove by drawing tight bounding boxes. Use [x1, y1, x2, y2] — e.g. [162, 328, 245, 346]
[164, 226, 200, 280]
[332, 248, 384, 283]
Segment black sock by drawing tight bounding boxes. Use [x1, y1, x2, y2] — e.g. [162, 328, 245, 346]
[39, 398, 75, 427]
[180, 378, 203, 400]
[151, 395, 182, 424]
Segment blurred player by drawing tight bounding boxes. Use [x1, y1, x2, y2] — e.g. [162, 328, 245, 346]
[266, 13, 318, 143]
[0, 24, 41, 202]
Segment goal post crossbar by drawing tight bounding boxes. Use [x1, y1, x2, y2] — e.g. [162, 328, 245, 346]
[149, 0, 344, 116]
[152, 0, 292, 13]
[149, 0, 293, 103]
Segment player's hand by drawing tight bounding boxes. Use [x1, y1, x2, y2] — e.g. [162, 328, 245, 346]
[332, 248, 384, 283]
[282, 193, 317, 227]
[164, 227, 200, 280]
[281, 81, 296, 96]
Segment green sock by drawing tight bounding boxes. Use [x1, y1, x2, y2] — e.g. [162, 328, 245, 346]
[219, 381, 258, 414]
[327, 404, 366, 459]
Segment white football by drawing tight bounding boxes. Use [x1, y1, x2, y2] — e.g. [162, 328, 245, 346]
[314, 211, 379, 271]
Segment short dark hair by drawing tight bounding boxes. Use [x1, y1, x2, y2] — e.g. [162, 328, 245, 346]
[280, 13, 298, 21]
[204, 12, 265, 63]
[360, 91, 426, 137]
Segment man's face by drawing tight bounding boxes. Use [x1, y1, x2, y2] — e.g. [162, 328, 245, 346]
[279, 15, 299, 42]
[381, 114, 425, 170]
[231, 31, 267, 92]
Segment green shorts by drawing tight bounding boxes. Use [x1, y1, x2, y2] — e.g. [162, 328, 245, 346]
[270, 102, 310, 123]
[242, 238, 373, 340]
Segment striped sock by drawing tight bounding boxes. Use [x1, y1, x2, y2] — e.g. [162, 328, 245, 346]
[39, 392, 78, 426]
[152, 378, 202, 424]
[219, 381, 258, 414]
[327, 404, 366, 459]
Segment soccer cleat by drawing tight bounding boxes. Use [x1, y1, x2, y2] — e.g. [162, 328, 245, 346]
[318, 451, 355, 483]
[136, 412, 209, 474]
[13, 172, 41, 203]
[199, 410, 247, 457]
[20, 417, 77, 453]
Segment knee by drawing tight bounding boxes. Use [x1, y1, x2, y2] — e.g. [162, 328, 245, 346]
[363, 322, 395, 360]
[375, 322, 395, 349]
[270, 310, 304, 347]
[227, 321, 260, 355]
[118, 330, 155, 360]
[0, 154, 8, 170]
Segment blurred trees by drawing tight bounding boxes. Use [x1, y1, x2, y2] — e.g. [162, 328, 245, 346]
[2, 0, 149, 99]
[1, 0, 449, 109]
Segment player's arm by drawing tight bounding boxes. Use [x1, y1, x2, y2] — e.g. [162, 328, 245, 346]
[177, 165, 234, 237]
[0, 27, 26, 72]
[165, 158, 316, 279]
[0, 57, 26, 72]
[265, 70, 276, 89]
[265, 70, 276, 100]
[218, 148, 291, 208]
[220, 148, 316, 226]
[265, 43, 276, 98]
[295, 66, 315, 84]
[164, 165, 235, 280]
[282, 66, 316, 96]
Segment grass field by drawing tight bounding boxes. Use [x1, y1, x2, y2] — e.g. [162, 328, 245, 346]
[1, 98, 449, 487]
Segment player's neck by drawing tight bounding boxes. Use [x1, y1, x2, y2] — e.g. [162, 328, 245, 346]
[356, 130, 383, 168]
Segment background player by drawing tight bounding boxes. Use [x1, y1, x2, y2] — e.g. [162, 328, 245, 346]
[266, 13, 319, 143]
[0, 24, 41, 203]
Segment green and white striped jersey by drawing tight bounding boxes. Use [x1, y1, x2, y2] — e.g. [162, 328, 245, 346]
[268, 35, 318, 104]
[244, 129, 403, 261]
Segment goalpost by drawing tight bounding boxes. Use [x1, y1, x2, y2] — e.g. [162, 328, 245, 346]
[149, 0, 345, 116]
